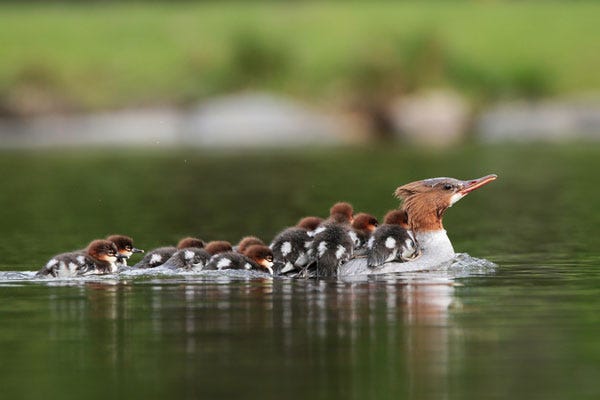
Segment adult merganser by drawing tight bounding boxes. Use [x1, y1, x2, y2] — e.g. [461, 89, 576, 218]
[270, 216, 324, 275]
[366, 210, 420, 268]
[350, 213, 379, 253]
[36, 239, 120, 277]
[132, 237, 204, 269]
[106, 234, 144, 268]
[340, 174, 497, 276]
[205, 244, 274, 275]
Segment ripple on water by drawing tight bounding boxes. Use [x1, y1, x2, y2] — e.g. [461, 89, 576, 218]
[0, 253, 497, 285]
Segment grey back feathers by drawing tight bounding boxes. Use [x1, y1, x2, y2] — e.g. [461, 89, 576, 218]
[270, 227, 312, 275]
[133, 246, 177, 268]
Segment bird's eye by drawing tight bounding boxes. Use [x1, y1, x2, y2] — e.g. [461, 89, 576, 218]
[266, 256, 273, 262]
[126, 246, 132, 251]
[443, 184, 453, 190]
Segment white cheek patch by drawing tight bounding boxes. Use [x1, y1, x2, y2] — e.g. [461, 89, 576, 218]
[314, 226, 326, 235]
[244, 263, 251, 270]
[348, 231, 359, 246]
[76, 255, 86, 264]
[385, 237, 396, 249]
[318, 242, 328, 257]
[150, 254, 162, 265]
[281, 242, 292, 257]
[449, 193, 465, 206]
[184, 250, 195, 260]
[217, 258, 232, 269]
[335, 245, 346, 259]
[367, 236, 375, 249]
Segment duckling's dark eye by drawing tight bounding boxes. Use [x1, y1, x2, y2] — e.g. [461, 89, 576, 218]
[126, 246, 132, 251]
[443, 184, 453, 191]
[266, 256, 273, 262]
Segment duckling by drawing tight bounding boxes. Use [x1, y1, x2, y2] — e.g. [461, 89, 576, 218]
[36, 239, 119, 277]
[303, 202, 355, 278]
[106, 234, 144, 268]
[162, 247, 210, 271]
[367, 210, 420, 268]
[162, 239, 228, 271]
[132, 237, 204, 269]
[269, 215, 325, 275]
[350, 213, 379, 255]
[205, 244, 274, 275]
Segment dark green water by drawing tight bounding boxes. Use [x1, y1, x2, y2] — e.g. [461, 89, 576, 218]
[1, 145, 599, 399]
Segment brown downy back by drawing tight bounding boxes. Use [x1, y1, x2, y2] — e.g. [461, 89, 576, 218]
[205, 240, 233, 255]
[177, 237, 205, 249]
[383, 210, 409, 229]
[352, 213, 379, 233]
[296, 216, 324, 231]
[237, 236, 265, 254]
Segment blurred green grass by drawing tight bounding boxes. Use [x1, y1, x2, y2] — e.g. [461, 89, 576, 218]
[0, 2, 599, 112]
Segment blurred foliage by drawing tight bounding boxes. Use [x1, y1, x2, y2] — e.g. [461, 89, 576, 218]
[0, 2, 598, 114]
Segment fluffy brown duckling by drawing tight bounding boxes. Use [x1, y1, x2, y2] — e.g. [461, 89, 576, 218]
[305, 202, 355, 277]
[205, 244, 274, 275]
[133, 237, 204, 269]
[235, 236, 265, 253]
[270, 216, 323, 275]
[350, 213, 379, 253]
[366, 210, 420, 268]
[106, 234, 144, 268]
[36, 239, 120, 277]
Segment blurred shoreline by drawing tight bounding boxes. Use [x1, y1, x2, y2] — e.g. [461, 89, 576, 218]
[1, 91, 599, 147]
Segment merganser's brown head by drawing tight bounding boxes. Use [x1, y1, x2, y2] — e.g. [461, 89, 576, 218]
[296, 216, 324, 231]
[106, 234, 144, 258]
[329, 202, 354, 224]
[237, 236, 265, 254]
[394, 174, 497, 231]
[205, 240, 233, 255]
[244, 244, 274, 275]
[177, 237, 205, 249]
[87, 239, 119, 264]
[383, 210, 410, 229]
[352, 213, 379, 233]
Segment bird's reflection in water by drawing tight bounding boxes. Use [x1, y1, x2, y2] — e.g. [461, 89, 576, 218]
[43, 274, 457, 398]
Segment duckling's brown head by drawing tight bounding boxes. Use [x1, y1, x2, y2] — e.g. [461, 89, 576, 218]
[244, 245, 274, 275]
[87, 240, 119, 263]
[329, 202, 354, 224]
[205, 240, 233, 255]
[351, 213, 379, 233]
[383, 210, 409, 229]
[296, 216, 324, 231]
[177, 237, 205, 249]
[237, 236, 265, 254]
[106, 234, 144, 257]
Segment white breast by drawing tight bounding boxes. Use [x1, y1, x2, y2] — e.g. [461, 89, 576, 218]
[340, 230, 455, 276]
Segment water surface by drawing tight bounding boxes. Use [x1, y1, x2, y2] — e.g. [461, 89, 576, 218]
[0, 145, 599, 399]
